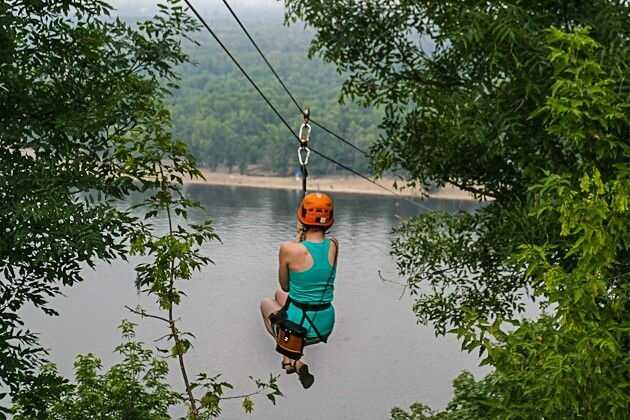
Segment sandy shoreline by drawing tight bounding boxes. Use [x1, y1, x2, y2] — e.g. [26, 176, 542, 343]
[185, 169, 477, 201]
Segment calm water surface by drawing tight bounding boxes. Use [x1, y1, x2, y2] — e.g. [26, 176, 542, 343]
[23, 185, 484, 419]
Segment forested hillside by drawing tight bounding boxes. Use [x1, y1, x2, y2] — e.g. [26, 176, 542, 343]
[170, 21, 381, 175]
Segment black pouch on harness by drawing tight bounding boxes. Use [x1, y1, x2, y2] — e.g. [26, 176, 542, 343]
[272, 313, 307, 360]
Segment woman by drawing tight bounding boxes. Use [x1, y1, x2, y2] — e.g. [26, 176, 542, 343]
[260, 192, 338, 389]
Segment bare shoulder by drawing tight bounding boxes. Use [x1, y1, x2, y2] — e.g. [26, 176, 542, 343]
[279, 240, 305, 256]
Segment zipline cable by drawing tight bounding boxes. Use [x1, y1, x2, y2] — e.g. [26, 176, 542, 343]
[220, 0, 301, 114]
[181, 0, 430, 211]
[220, 0, 369, 157]
[182, 0, 294, 141]
[309, 119, 368, 156]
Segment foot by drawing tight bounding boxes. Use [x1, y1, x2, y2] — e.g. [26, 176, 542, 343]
[281, 357, 297, 374]
[296, 363, 314, 389]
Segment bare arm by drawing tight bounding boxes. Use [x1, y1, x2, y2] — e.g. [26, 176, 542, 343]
[278, 243, 290, 292]
[329, 237, 339, 266]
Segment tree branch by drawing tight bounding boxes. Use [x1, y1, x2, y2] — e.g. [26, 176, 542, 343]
[159, 163, 199, 419]
[124, 305, 172, 325]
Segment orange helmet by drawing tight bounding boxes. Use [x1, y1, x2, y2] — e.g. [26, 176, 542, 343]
[297, 192, 334, 229]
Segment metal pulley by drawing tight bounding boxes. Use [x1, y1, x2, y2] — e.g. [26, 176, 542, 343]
[299, 123, 311, 146]
[300, 108, 311, 142]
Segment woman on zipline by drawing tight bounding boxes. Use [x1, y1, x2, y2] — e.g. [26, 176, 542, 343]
[260, 192, 338, 389]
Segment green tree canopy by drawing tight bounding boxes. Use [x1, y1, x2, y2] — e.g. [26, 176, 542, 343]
[284, 1, 630, 417]
[2, 3, 282, 417]
[0, 0, 199, 404]
[12, 321, 181, 420]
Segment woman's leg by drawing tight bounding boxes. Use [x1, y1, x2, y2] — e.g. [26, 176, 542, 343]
[262, 289, 311, 378]
[260, 289, 287, 336]
[274, 288, 288, 306]
[260, 297, 282, 336]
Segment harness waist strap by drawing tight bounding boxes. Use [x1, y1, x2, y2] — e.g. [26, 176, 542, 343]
[289, 298, 331, 312]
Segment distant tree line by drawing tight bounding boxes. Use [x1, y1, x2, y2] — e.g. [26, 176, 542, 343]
[169, 22, 382, 176]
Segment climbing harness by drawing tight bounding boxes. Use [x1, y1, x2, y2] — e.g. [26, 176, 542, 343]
[272, 238, 339, 360]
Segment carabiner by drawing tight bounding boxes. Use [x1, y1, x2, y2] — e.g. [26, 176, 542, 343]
[299, 122, 311, 146]
[298, 146, 310, 166]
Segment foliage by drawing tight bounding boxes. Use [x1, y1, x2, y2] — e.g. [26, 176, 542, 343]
[125, 132, 282, 418]
[475, 27, 630, 418]
[13, 320, 281, 419]
[12, 321, 181, 420]
[286, 1, 630, 418]
[391, 403, 438, 420]
[169, 22, 382, 175]
[2, 1, 281, 417]
[0, 0, 198, 405]
[391, 372, 493, 420]
[391, 208, 530, 338]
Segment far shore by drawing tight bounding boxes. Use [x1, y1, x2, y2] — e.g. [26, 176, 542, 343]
[185, 169, 478, 201]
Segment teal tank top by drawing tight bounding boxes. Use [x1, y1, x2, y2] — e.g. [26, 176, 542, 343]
[288, 239, 336, 303]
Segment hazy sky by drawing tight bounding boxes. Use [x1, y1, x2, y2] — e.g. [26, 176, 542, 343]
[110, 0, 283, 17]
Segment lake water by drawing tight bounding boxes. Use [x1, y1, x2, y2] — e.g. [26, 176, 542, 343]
[22, 184, 484, 419]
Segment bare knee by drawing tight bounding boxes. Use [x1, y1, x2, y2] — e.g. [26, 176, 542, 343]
[261, 297, 281, 318]
[274, 288, 288, 305]
[260, 297, 273, 313]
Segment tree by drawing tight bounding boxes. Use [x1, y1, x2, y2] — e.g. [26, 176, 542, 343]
[474, 27, 630, 418]
[1, 1, 280, 417]
[391, 371, 493, 420]
[1, 0, 199, 404]
[11, 321, 181, 420]
[284, 1, 630, 417]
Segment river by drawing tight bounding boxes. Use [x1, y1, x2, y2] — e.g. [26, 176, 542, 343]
[22, 184, 484, 419]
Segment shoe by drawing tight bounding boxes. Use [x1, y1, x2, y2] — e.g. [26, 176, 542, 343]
[297, 363, 314, 389]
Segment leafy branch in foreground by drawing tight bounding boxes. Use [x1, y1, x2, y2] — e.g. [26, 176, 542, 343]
[12, 320, 180, 420]
[2, 0, 280, 416]
[125, 142, 281, 418]
[390, 372, 493, 420]
[398, 26, 630, 419]
[12, 317, 280, 420]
